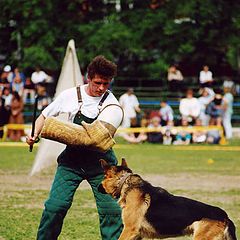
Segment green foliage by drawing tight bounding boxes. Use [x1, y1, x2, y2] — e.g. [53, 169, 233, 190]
[0, 0, 240, 74]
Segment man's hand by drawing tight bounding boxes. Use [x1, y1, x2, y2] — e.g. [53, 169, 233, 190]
[26, 134, 39, 146]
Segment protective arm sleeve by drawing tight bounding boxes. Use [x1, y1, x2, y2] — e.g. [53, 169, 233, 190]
[40, 117, 115, 152]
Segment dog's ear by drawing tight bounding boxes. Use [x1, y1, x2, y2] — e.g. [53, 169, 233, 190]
[100, 159, 110, 171]
[121, 158, 128, 168]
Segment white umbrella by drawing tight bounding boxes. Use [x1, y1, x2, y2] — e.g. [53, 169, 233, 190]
[30, 39, 84, 176]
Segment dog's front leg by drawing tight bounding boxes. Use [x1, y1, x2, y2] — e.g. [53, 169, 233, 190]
[118, 227, 142, 240]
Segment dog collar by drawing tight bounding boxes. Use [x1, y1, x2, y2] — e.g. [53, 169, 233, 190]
[115, 172, 132, 198]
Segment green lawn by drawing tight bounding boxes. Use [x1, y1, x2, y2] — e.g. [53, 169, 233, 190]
[0, 140, 239, 240]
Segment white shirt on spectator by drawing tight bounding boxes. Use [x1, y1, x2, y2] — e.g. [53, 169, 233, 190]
[199, 70, 213, 84]
[179, 97, 201, 118]
[31, 71, 49, 84]
[119, 93, 139, 119]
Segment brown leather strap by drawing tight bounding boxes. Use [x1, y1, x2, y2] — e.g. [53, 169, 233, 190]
[98, 90, 110, 108]
[77, 85, 82, 103]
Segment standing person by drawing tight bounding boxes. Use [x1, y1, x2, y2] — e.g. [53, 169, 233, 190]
[199, 65, 213, 88]
[0, 89, 9, 138]
[205, 90, 225, 126]
[8, 91, 24, 141]
[26, 56, 123, 240]
[119, 87, 141, 128]
[222, 87, 234, 139]
[198, 87, 214, 126]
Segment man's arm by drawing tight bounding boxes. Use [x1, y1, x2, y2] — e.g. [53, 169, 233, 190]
[26, 114, 45, 146]
[40, 104, 123, 152]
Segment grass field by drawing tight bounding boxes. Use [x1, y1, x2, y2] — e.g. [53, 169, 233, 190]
[0, 140, 239, 240]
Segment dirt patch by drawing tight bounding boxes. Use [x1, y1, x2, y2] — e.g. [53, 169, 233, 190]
[143, 173, 240, 192]
[0, 174, 90, 192]
[0, 172, 239, 192]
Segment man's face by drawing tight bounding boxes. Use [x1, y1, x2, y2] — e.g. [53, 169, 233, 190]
[88, 75, 111, 97]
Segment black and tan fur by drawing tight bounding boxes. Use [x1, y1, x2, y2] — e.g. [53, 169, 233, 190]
[98, 158, 237, 240]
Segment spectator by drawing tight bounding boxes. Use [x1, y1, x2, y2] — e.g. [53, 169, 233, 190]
[198, 87, 214, 126]
[173, 118, 191, 145]
[192, 118, 207, 143]
[162, 127, 173, 145]
[8, 91, 24, 141]
[1, 65, 13, 84]
[222, 87, 234, 139]
[0, 89, 10, 138]
[37, 83, 52, 111]
[199, 65, 213, 88]
[2, 87, 12, 109]
[23, 77, 36, 104]
[167, 64, 184, 94]
[119, 88, 141, 128]
[206, 129, 221, 144]
[223, 77, 234, 90]
[31, 66, 50, 85]
[179, 89, 201, 125]
[147, 116, 163, 143]
[12, 71, 24, 97]
[12, 67, 25, 84]
[0, 65, 12, 89]
[205, 90, 225, 126]
[159, 100, 174, 126]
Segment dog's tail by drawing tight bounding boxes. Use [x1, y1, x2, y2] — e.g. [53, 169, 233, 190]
[224, 218, 237, 240]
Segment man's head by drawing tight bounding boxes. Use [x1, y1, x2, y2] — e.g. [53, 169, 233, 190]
[87, 56, 117, 97]
[186, 89, 193, 98]
[203, 65, 209, 72]
[127, 88, 134, 95]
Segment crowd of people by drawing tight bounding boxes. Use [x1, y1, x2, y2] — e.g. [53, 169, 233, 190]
[0, 63, 236, 144]
[0, 64, 52, 140]
[118, 64, 235, 145]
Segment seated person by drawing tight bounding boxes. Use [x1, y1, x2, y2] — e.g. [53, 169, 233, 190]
[192, 118, 207, 143]
[206, 130, 221, 144]
[179, 89, 201, 125]
[173, 119, 191, 145]
[162, 127, 173, 145]
[147, 116, 163, 143]
[159, 100, 174, 126]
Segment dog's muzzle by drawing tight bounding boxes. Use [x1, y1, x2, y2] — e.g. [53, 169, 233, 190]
[98, 184, 107, 194]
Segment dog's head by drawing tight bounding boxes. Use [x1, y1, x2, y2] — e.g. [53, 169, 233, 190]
[98, 158, 133, 198]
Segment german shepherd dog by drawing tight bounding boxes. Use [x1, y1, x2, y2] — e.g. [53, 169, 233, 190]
[98, 158, 237, 240]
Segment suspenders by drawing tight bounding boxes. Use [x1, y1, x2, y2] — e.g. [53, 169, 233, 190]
[76, 85, 110, 115]
[76, 85, 124, 125]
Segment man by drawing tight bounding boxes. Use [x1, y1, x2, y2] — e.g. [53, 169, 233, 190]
[179, 89, 201, 125]
[199, 65, 213, 88]
[31, 66, 51, 85]
[223, 87, 234, 139]
[119, 87, 140, 128]
[26, 56, 123, 240]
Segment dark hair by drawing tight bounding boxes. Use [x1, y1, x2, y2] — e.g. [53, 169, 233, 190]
[87, 55, 117, 80]
[12, 91, 21, 101]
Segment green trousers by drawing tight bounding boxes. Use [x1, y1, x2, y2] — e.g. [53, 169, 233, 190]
[37, 166, 123, 240]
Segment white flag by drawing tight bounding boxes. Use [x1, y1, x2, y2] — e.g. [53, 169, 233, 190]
[30, 39, 84, 176]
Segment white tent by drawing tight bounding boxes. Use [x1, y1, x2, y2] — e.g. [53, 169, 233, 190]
[30, 39, 84, 176]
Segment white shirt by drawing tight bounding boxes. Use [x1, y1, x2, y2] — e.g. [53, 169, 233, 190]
[119, 93, 139, 118]
[179, 97, 201, 118]
[42, 85, 123, 128]
[199, 70, 213, 84]
[31, 71, 48, 84]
